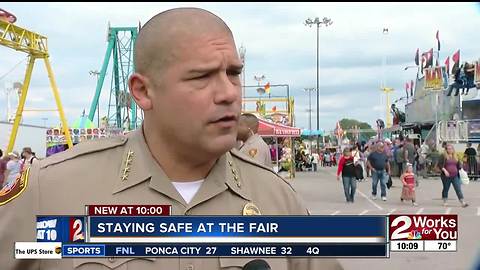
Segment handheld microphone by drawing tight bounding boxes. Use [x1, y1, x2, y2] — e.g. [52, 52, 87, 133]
[242, 259, 271, 270]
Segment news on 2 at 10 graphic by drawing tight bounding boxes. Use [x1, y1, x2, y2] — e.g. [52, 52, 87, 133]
[13, 205, 458, 259]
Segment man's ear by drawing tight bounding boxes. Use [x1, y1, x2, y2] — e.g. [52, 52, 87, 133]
[129, 73, 153, 111]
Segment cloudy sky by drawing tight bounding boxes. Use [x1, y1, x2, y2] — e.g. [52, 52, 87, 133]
[1, 2, 480, 132]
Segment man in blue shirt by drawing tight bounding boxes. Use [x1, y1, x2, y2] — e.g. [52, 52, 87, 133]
[367, 142, 391, 201]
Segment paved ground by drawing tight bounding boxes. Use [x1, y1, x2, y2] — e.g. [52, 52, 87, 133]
[290, 166, 480, 270]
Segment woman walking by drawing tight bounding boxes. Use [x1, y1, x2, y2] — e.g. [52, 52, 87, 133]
[438, 144, 469, 207]
[337, 147, 357, 203]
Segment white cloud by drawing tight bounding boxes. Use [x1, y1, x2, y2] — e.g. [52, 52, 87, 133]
[372, 105, 384, 112]
[1, 2, 479, 132]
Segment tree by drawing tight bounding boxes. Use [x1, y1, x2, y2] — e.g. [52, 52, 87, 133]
[338, 118, 376, 142]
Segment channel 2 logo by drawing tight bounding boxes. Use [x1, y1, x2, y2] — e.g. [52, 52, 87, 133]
[69, 217, 85, 242]
[389, 215, 457, 241]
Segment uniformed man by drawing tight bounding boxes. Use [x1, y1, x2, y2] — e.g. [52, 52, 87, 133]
[0, 8, 343, 270]
[237, 113, 272, 168]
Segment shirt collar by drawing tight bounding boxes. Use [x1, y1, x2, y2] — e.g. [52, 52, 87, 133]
[112, 127, 251, 208]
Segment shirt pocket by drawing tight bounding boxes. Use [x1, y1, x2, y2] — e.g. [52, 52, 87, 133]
[219, 257, 288, 270]
[73, 258, 155, 270]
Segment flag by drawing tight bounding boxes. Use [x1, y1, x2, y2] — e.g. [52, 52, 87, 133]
[415, 48, 419, 66]
[444, 56, 450, 75]
[452, 49, 460, 63]
[405, 82, 409, 99]
[421, 53, 426, 74]
[427, 48, 434, 68]
[410, 80, 414, 97]
[421, 48, 434, 71]
[264, 82, 271, 94]
[335, 121, 343, 137]
[420, 50, 433, 73]
[452, 50, 460, 73]
[436, 30, 440, 51]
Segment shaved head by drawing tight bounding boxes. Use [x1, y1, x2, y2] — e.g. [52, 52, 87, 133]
[240, 113, 259, 132]
[237, 113, 259, 142]
[128, 7, 242, 173]
[134, 8, 234, 78]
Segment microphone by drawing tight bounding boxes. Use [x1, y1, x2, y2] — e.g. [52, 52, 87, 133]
[242, 259, 271, 270]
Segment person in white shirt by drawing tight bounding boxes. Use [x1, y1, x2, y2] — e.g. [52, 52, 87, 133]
[311, 151, 319, 172]
[3, 152, 21, 189]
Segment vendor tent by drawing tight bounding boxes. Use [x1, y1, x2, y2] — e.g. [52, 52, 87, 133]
[258, 119, 301, 137]
[301, 129, 324, 136]
[256, 118, 300, 177]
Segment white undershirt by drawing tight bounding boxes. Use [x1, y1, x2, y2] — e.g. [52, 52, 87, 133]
[171, 180, 204, 204]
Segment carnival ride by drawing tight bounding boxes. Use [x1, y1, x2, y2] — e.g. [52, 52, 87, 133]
[389, 48, 480, 156]
[0, 8, 73, 152]
[241, 84, 299, 178]
[88, 25, 141, 131]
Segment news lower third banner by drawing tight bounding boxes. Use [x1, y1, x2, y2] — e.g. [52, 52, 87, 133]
[87, 216, 387, 243]
[26, 214, 388, 258]
[16, 212, 458, 258]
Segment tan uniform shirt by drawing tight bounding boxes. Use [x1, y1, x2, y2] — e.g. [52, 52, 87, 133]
[0, 128, 343, 270]
[239, 133, 272, 168]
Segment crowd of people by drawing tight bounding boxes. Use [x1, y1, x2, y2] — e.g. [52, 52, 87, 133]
[2, 8, 347, 268]
[0, 147, 37, 189]
[333, 137, 478, 208]
[295, 148, 342, 172]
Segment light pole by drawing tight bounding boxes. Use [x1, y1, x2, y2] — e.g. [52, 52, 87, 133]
[380, 87, 394, 129]
[41, 117, 48, 128]
[304, 88, 315, 132]
[304, 87, 315, 152]
[89, 70, 101, 127]
[304, 16, 333, 151]
[380, 27, 394, 129]
[239, 45, 246, 111]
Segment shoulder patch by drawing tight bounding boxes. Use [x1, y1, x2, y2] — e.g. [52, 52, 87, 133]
[0, 167, 30, 206]
[248, 148, 258, 158]
[40, 136, 128, 169]
[230, 148, 273, 172]
[229, 149, 296, 191]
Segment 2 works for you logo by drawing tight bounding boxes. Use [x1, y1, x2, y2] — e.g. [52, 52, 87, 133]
[389, 215, 457, 241]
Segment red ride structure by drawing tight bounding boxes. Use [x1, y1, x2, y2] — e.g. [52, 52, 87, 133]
[0, 8, 17, 24]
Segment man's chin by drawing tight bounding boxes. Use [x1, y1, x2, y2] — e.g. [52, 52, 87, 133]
[208, 135, 237, 155]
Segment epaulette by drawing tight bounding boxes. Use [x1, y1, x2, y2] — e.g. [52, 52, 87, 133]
[39, 136, 128, 169]
[229, 148, 296, 191]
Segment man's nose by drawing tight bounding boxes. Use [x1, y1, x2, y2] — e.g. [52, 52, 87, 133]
[213, 73, 240, 105]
